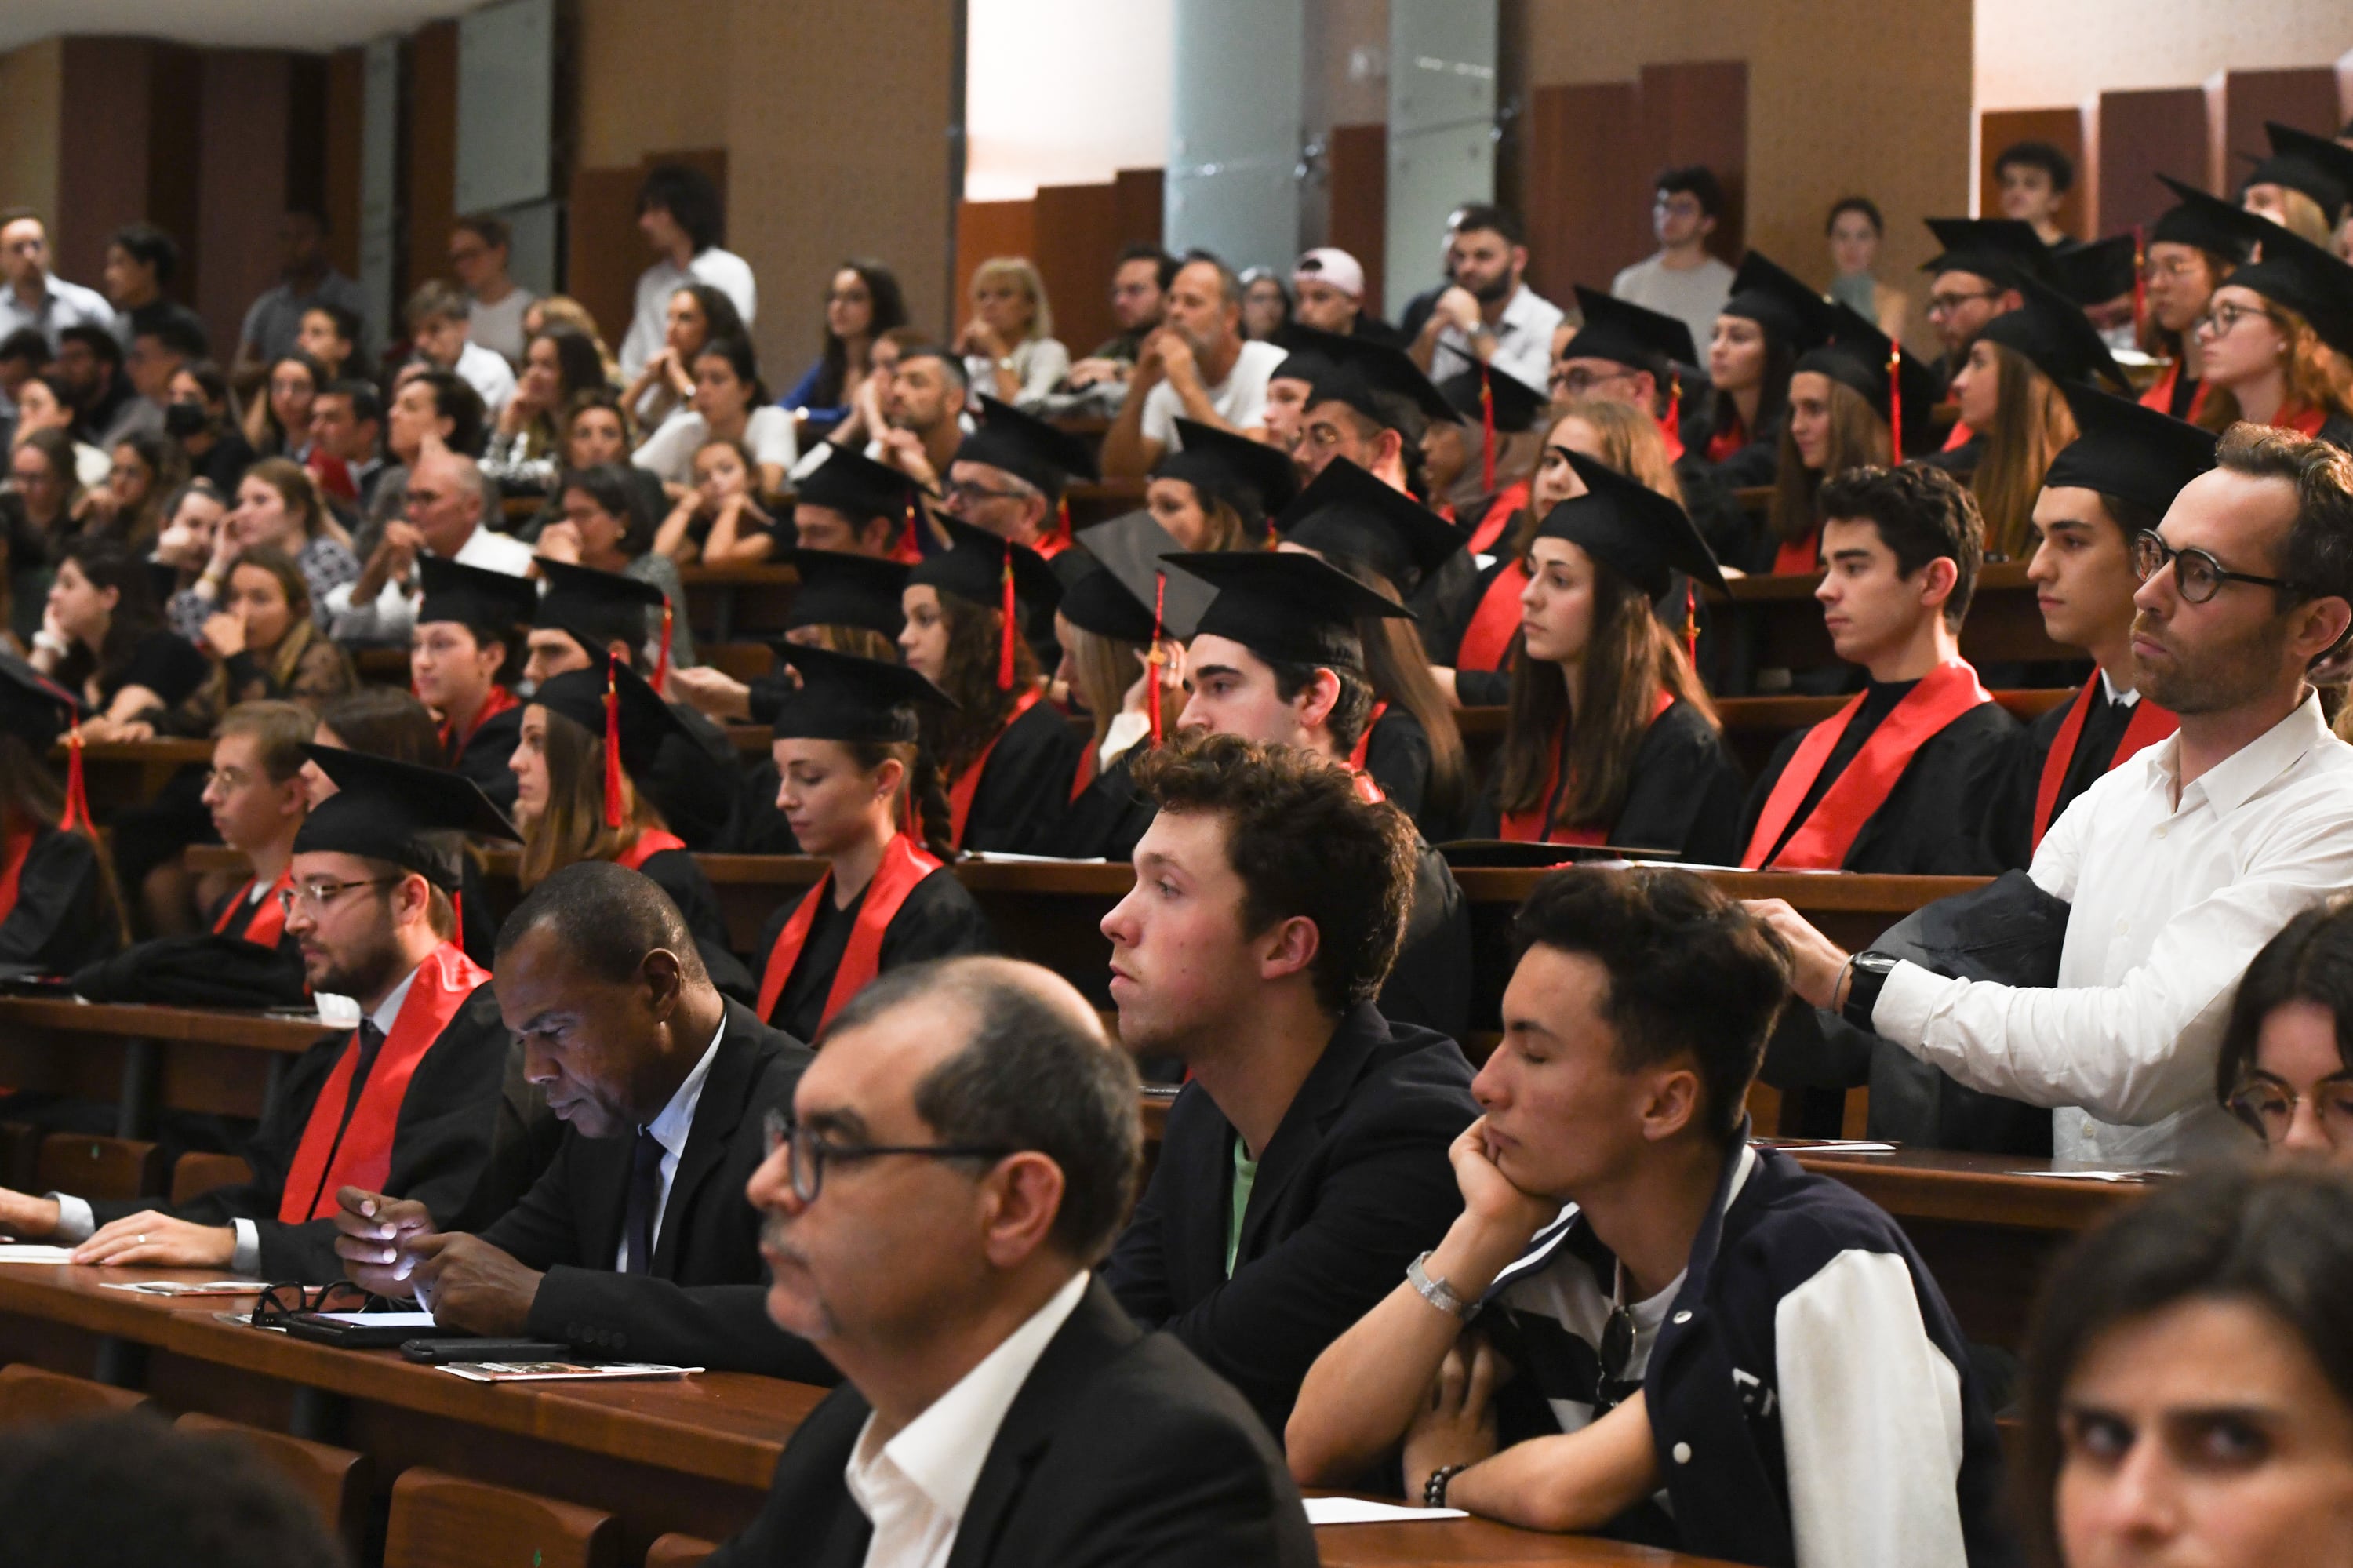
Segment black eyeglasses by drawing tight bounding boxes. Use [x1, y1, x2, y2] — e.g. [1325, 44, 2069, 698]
[2132, 530, 2297, 605]
[761, 1107, 1014, 1206]
[252, 1280, 382, 1327]
[276, 876, 397, 915]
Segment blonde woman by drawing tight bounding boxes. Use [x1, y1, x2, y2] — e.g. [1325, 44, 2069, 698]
[957, 256, 1069, 409]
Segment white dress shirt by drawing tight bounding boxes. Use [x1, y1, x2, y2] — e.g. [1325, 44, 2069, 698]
[1431, 282, 1566, 391]
[1873, 693, 2353, 1165]
[619, 249, 758, 379]
[843, 1269, 1089, 1568]
[323, 522, 537, 646]
[0, 272, 116, 347]
[453, 340, 518, 417]
[613, 1017, 725, 1272]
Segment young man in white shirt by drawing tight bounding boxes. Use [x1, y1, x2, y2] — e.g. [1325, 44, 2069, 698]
[1610, 166, 1739, 370]
[709, 955, 1317, 1568]
[406, 282, 515, 417]
[1408, 203, 1565, 391]
[1755, 424, 2353, 1166]
[1100, 256, 1287, 478]
[618, 165, 755, 380]
[448, 214, 536, 368]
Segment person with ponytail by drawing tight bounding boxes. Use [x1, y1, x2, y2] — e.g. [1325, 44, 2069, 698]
[1054, 517, 1191, 861]
[1470, 453, 1744, 857]
[898, 518, 1082, 853]
[0, 653, 125, 973]
[1761, 304, 1940, 575]
[751, 645, 991, 1042]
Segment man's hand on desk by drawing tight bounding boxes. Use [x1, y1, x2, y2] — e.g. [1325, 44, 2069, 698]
[332, 1187, 436, 1297]
[71, 1211, 235, 1268]
[1741, 898, 1853, 1010]
[403, 1233, 543, 1337]
[0, 1187, 62, 1242]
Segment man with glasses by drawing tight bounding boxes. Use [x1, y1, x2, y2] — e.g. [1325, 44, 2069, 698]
[1610, 166, 1738, 367]
[940, 395, 1098, 559]
[1287, 868, 2011, 1566]
[196, 701, 315, 948]
[1916, 216, 2041, 416]
[708, 954, 1316, 1568]
[329, 443, 530, 649]
[0, 751, 519, 1279]
[1755, 424, 2353, 1166]
[1064, 245, 1175, 393]
[0, 209, 114, 350]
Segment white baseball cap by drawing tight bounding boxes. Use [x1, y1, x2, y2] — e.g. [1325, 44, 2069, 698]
[1293, 248, 1365, 299]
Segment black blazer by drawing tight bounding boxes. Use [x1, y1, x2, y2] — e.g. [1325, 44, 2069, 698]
[1100, 1002, 1478, 1437]
[482, 999, 835, 1381]
[705, 1279, 1317, 1568]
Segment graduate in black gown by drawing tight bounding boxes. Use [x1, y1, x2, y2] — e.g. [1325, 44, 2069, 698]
[1690, 251, 1835, 491]
[412, 555, 534, 814]
[751, 646, 991, 1042]
[900, 518, 1083, 854]
[0, 655, 123, 976]
[1467, 453, 1747, 860]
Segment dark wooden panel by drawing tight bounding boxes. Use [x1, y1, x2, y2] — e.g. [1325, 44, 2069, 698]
[54, 38, 156, 286]
[1522, 81, 1647, 309]
[145, 44, 206, 312]
[1979, 107, 2086, 241]
[952, 198, 1037, 340]
[405, 20, 462, 315]
[1639, 60, 1747, 261]
[1326, 122, 1387, 313]
[567, 166, 649, 363]
[322, 49, 367, 282]
[1112, 166, 1164, 252]
[1031, 180, 1122, 366]
[2207, 67, 2344, 196]
[195, 51, 296, 362]
[2089, 87, 2209, 237]
[285, 54, 329, 231]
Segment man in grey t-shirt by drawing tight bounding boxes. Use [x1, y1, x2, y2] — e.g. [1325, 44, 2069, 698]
[1610, 166, 1737, 368]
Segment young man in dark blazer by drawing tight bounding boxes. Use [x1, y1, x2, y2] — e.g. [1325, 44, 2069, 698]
[1097, 729, 1479, 1439]
[710, 955, 1315, 1568]
[332, 860, 831, 1381]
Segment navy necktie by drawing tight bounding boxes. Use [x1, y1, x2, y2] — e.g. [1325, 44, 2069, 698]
[620, 1127, 664, 1276]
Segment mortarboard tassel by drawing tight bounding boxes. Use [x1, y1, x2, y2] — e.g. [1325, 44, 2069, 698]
[1660, 372, 1682, 449]
[1885, 345, 1904, 465]
[896, 499, 922, 565]
[602, 654, 626, 830]
[1478, 367, 1497, 496]
[653, 602, 674, 690]
[451, 887, 463, 943]
[1147, 569, 1168, 748]
[1684, 582, 1698, 668]
[2131, 224, 2148, 344]
[60, 723, 89, 834]
[997, 552, 1018, 691]
[1056, 496, 1073, 553]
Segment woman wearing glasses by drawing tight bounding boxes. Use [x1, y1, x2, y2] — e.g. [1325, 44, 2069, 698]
[2139, 183, 2246, 428]
[2191, 224, 2353, 451]
[2217, 896, 2353, 1164]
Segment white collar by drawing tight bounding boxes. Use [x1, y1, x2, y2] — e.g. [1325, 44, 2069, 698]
[2097, 666, 2138, 707]
[364, 960, 424, 1038]
[2151, 691, 2333, 818]
[645, 1014, 726, 1159]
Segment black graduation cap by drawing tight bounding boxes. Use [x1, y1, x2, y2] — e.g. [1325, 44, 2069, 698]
[1920, 217, 2052, 288]
[1287, 325, 1458, 427]
[1265, 328, 1336, 390]
[2048, 235, 2138, 307]
[1056, 564, 1160, 645]
[781, 548, 908, 639]
[534, 558, 665, 664]
[293, 746, 518, 889]
[908, 515, 1063, 617]
[1792, 303, 1943, 457]
[1535, 450, 1727, 598]
[2153, 175, 2275, 259]
[794, 446, 920, 524]
[1071, 510, 1208, 642]
[0, 652, 80, 754]
[1721, 251, 1838, 352]
[2242, 122, 2353, 219]
[2217, 216, 2353, 360]
[1436, 366, 1550, 433]
[1166, 548, 1409, 671]
[1159, 417, 1300, 515]
[771, 642, 955, 744]
[951, 395, 1100, 498]
[1271, 457, 1464, 595]
[532, 657, 693, 784]
[1561, 286, 1697, 371]
[416, 554, 537, 633]
[2043, 382, 2219, 518]
[1974, 275, 2130, 391]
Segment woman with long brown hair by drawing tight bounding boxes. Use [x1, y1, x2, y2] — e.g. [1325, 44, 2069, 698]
[1054, 538, 1187, 862]
[30, 536, 210, 741]
[1760, 306, 1937, 574]
[1470, 453, 1745, 859]
[1147, 417, 1295, 551]
[0, 654, 125, 972]
[201, 545, 356, 708]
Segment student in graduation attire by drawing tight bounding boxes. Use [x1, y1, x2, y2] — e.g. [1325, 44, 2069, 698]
[1168, 548, 1473, 1041]
[942, 393, 1100, 560]
[900, 517, 1083, 853]
[1978, 386, 2209, 871]
[1433, 365, 1548, 556]
[752, 646, 992, 1042]
[194, 701, 310, 948]
[1149, 415, 1296, 549]
[1739, 463, 2017, 875]
[2239, 120, 2351, 249]
[410, 554, 536, 814]
[1470, 453, 1747, 860]
[2184, 208, 2353, 449]
[0, 750, 518, 1279]
[1690, 250, 1835, 492]
[1054, 513, 1197, 862]
[1916, 216, 2044, 405]
[2143, 176, 2252, 427]
[0, 655, 124, 977]
[788, 444, 920, 559]
[1761, 304, 1943, 575]
[1286, 324, 1457, 502]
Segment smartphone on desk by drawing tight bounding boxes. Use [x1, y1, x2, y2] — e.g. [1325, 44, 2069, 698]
[401, 1338, 577, 1364]
[281, 1310, 462, 1348]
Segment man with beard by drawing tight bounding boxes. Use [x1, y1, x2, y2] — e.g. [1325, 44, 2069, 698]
[868, 344, 970, 532]
[1406, 204, 1563, 392]
[0, 751, 519, 1280]
[1100, 255, 1288, 478]
[1751, 424, 2353, 1168]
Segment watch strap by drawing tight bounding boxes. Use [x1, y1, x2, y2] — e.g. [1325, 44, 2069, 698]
[1842, 951, 1899, 1031]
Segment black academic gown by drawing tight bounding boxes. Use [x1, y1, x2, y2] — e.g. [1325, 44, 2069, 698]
[1443, 554, 1525, 711]
[705, 1281, 1318, 1568]
[1738, 679, 2017, 875]
[1675, 454, 1758, 571]
[89, 980, 517, 1282]
[634, 847, 758, 1003]
[753, 867, 995, 1043]
[2318, 413, 2353, 453]
[0, 827, 122, 976]
[1920, 432, 1984, 477]
[644, 703, 742, 852]
[1467, 700, 1749, 864]
[448, 702, 523, 815]
[1102, 1001, 1478, 1438]
[481, 999, 838, 1381]
[959, 697, 1085, 855]
[1384, 839, 1473, 1045]
[1060, 741, 1156, 863]
[1979, 678, 2159, 872]
[1360, 706, 1435, 829]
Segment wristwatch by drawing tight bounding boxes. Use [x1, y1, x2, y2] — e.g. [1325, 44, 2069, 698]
[1842, 951, 1901, 1031]
[1407, 1250, 1478, 1320]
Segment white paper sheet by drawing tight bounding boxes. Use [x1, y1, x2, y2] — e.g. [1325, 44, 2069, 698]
[0, 1245, 78, 1264]
[311, 1310, 441, 1327]
[1302, 1497, 1467, 1526]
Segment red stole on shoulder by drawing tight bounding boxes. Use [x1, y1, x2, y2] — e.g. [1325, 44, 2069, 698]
[755, 834, 943, 1031]
[946, 687, 1043, 848]
[1499, 690, 1675, 843]
[1941, 419, 1974, 453]
[2031, 678, 2177, 849]
[1705, 416, 1747, 465]
[1458, 561, 1529, 674]
[613, 829, 687, 871]
[1740, 660, 1992, 869]
[0, 828, 33, 927]
[1464, 482, 1530, 556]
[212, 867, 293, 947]
[2278, 404, 2329, 438]
[277, 943, 489, 1223]
[1771, 530, 1820, 576]
[438, 683, 519, 761]
[1346, 701, 1391, 773]
[1351, 770, 1385, 805]
[2140, 364, 2209, 424]
[1068, 742, 1098, 803]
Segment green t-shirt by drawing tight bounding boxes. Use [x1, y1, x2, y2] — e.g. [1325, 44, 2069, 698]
[1224, 1133, 1260, 1279]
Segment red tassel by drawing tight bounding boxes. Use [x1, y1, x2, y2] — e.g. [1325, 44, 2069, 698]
[1885, 346, 1904, 465]
[1148, 570, 1168, 748]
[996, 553, 1017, 691]
[451, 888, 464, 942]
[653, 602, 674, 690]
[896, 500, 922, 564]
[1478, 367, 1497, 496]
[2130, 223, 2147, 344]
[60, 724, 89, 833]
[1683, 582, 1698, 668]
[1056, 496, 1072, 552]
[1660, 373, 1681, 447]
[602, 654, 626, 830]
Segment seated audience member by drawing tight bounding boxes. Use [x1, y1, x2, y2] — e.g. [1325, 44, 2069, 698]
[2141, 178, 2249, 426]
[788, 446, 918, 557]
[959, 256, 1071, 409]
[2188, 217, 2353, 449]
[202, 546, 357, 707]
[1979, 387, 2212, 870]
[1286, 325, 1455, 500]
[165, 358, 258, 493]
[9, 427, 90, 555]
[1994, 139, 2076, 248]
[125, 316, 207, 428]
[1611, 166, 1739, 364]
[1695, 251, 1833, 489]
[540, 463, 696, 668]
[239, 348, 323, 460]
[55, 324, 158, 450]
[517, 389, 642, 539]
[1256, 344, 1327, 465]
[1149, 414, 1296, 548]
[1064, 244, 1175, 391]
[753, 646, 991, 1039]
[782, 259, 907, 433]
[408, 281, 516, 417]
[195, 700, 312, 944]
[335, 860, 832, 1377]
[1293, 247, 1405, 347]
[653, 435, 780, 566]
[0, 749, 515, 1277]
[945, 394, 1099, 558]
[2238, 122, 2348, 249]
[90, 430, 185, 550]
[14, 377, 110, 489]
[619, 164, 756, 382]
[152, 478, 230, 638]
[2214, 897, 2353, 1163]
[329, 445, 532, 646]
[1100, 255, 1288, 478]
[365, 369, 492, 537]
[0, 656, 123, 974]
[1166, 548, 1473, 1040]
[180, 460, 359, 634]
[0, 209, 113, 347]
[31, 537, 210, 740]
[1409, 204, 1564, 391]
[0, 325, 47, 411]
[411, 555, 536, 812]
[1739, 464, 2016, 873]
[867, 342, 970, 508]
[709, 955, 1317, 1568]
[101, 221, 207, 349]
[1098, 730, 1477, 1436]
[1054, 515, 1192, 860]
[293, 301, 361, 384]
[523, 293, 617, 374]
[632, 333, 795, 492]
[622, 282, 747, 435]
[1762, 307, 1941, 574]
[900, 519, 1082, 853]
[1287, 868, 2011, 1564]
[2015, 1165, 2353, 1568]
[1754, 425, 2353, 1165]
[233, 209, 366, 381]
[1240, 267, 1293, 341]
[1918, 216, 2043, 391]
[306, 377, 385, 510]
[449, 213, 536, 366]
[483, 325, 606, 495]
[1470, 454, 1746, 858]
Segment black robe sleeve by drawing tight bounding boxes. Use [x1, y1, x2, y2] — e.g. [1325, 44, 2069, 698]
[635, 847, 756, 1002]
[1377, 842, 1472, 1043]
[645, 703, 744, 852]
[960, 698, 1085, 855]
[452, 704, 523, 814]
[1675, 456, 1759, 570]
[1408, 550, 1484, 667]
[1978, 697, 2069, 873]
[876, 868, 996, 970]
[1610, 702, 1750, 865]
[0, 828, 119, 976]
[1360, 708, 1432, 827]
[1058, 744, 1156, 863]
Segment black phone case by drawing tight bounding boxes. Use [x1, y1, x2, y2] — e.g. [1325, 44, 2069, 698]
[400, 1338, 577, 1363]
[282, 1314, 467, 1348]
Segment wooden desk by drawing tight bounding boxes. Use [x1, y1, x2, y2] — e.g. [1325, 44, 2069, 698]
[0, 998, 322, 1137]
[1709, 562, 2068, 693]
[676, 563, 798, 642]
[49, 737, 210, 820]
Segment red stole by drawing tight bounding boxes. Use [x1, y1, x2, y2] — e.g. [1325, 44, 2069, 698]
[2031, 678, 2177, 848]
[613, 829, 687, 871]
[1464, 482, 1530, 556]
[1740, 660, 1993, 869]
[438, 683, 519, 760]
[2140, 364, 2209, 424]
[1351, 770, 1385, 805]
[0, 828, 32, 928]
[212, 868, 293, 947]
[755, 835, 943, 1030]
[946, 687, 1042, 848]
[1705, 416, 1747, 464]
[1346, 701, 1391, 773]
[1941, 419, 1974, 453]
[2277, 404, 2329, 438]
[1499, 690, 1675, 843]
[276, 943, 489, 1223]
[1660, 423, 1686, 464]
[1068, 740, 1099, 804]
[1770, 530, 1820, 577]
[1458, 561, 1530, 674]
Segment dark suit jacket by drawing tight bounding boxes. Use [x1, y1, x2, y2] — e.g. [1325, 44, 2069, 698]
[478, 999, 835, 1381]
[705, 1280, 1317, 1568]
[1100, 1002, 1478, 1437]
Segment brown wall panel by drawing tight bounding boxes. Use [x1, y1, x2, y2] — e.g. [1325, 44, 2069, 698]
[1326, 122, 1387, 314]
[1031, 181, 1122, 362]
[2206, 67, 2344, 195]
[54, 38, 155, 286]
[565, 166, 646, 360]
[1978, 107, 2086, 238]
[2089, 87, 2209, 237]
[404, 20, 460, 313]
[1640, 60, 1748, 260]
[1114, 168, 1164, 253]
[194, 52, 294, 360]
[144, 45, 205, 309]
[322, 49, 366, 283]
[1521, 80, 1648, 309]
[952, 200, 1037, 340]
